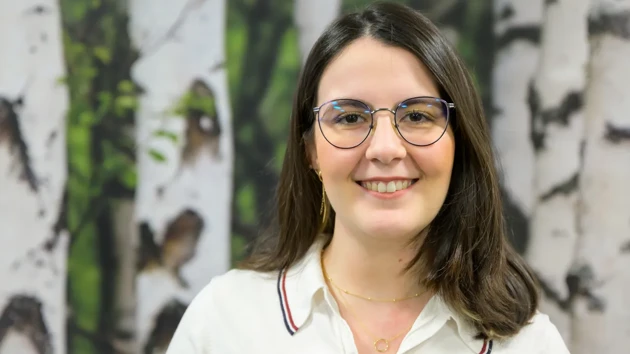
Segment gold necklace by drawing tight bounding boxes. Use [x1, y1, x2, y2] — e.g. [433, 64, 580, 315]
[320, 250, 425, 352]
[326, 275, 421, 302]
[320, 250, 422, 303]
[336, 288, 414, 352]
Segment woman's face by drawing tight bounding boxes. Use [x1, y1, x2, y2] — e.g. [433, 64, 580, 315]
[310, 37, 455, 241]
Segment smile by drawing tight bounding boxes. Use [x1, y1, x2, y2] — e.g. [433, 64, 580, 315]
[358, 179, 418, 193]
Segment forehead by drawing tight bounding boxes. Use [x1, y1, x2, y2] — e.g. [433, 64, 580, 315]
[317, 37, 440, 107]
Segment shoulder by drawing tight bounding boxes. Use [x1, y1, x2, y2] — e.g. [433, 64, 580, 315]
[190, 267, 280, 313]
[495, 312, 570, 353]
[165, 268, 282, 354]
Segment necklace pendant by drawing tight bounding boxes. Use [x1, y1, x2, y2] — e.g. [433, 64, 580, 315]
[374, 338, 389, 352]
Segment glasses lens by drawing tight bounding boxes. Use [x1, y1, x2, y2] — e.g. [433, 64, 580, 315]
[318, 99, 372, 148]
[395, 97, 449, 146]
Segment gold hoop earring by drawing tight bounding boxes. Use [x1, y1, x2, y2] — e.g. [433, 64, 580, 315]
[317, 170, 328, 228]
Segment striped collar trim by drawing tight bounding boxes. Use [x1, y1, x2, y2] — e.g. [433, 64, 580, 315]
[277, 268, 299, 335]
[479, 339, 493, 353]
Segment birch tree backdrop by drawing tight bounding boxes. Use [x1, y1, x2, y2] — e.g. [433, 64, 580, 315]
[0, 0, 628, 353]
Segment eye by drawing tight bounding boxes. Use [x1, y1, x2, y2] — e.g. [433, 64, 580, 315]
[333, 113, 367, 124]
[401, 110, 432, 123]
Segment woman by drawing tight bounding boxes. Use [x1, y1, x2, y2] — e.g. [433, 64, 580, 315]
[166, 2, 569, 353]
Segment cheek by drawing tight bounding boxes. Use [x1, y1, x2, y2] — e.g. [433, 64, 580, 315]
[411, 132, 455, 178]
[315, 134, 362, 176]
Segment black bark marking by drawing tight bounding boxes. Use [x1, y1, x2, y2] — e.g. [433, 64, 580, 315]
[182, 79, 222, 163]
[10, 188, 67, 274]
[0, 96, 40, 195]
[579, 139, 587, 166]
[137, 209, 204, 288]
[566, 264, 606, 312]
[499, 4, 514, 21]
[46, 131, 57, 148]
[545, 0, 559, 5]
[605, 122, 630, 143]
[543, 91, 583, 125]
[500, 186, 529, 254]
[143, 299, 187, 354]
[589, 10, 630, 39]
[28, 5, 51, 15]
[540, 173, 579, 202]
[496, 25, 541, 51]
[528, 82, 543, 151]
[156, 78, 222, 197]
[621, 240, 630, 253]
[536, 264, 606, 312]
[530, 87, 584, 151]
[137, 222, 161, 271]
[536, 275, 570, 312]
[0, 295, 52, 354]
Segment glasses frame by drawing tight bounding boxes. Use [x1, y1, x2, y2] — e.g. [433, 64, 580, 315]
[312, 96, 455, 149]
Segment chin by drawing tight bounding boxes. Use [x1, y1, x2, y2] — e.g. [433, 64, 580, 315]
[359, 219, 424, 241]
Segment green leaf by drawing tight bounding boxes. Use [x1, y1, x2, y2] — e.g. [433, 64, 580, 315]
[115, 95, 138, 114]
[148, 148, 167, 163]
[153, 129, 179, 143]
[120, 168, 137, 189]
[117, 80, 135, 94]
[56, 75, 68, 86]
[78, 111, 95, 126]
[93, 46, 111, 64]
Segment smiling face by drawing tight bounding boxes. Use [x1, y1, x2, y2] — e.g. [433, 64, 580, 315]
[310, 37, 456, 241]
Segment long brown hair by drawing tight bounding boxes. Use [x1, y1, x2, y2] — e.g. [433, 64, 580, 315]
[239, 1, 540, 340]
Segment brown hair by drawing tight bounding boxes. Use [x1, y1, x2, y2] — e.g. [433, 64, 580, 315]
[239, 1, 539, 340]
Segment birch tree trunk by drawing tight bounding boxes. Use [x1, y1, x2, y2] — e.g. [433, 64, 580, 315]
[130, 0, 233, 352]
[0, 2, 69, 354]
[525, 0, 589, 342]
[294, 0, 341, 64]
[491, 0, 543, 253]
[571, 1, 630, 352]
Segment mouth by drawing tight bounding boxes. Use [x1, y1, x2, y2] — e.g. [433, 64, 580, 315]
[356, 179, 419, 194]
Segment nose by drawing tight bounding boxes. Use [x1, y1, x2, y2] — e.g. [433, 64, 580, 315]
[364, 111, 407, 164]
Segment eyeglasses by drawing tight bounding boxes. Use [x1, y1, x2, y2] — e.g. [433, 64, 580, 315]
[313, 96, 454, 149]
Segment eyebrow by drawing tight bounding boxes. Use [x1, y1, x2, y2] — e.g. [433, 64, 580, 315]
[330, 99, 371, 111]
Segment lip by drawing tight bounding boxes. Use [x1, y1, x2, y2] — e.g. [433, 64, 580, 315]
[358, 176, 417, 183]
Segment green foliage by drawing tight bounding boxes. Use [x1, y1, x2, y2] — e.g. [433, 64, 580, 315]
[61, 0, 138, 353]
[236, 183, 256, 225]
[148, 148, 167, 163]
[227, 0, 299, 262]
[260, 27, 299, 145]
[172, 91, 216, 118]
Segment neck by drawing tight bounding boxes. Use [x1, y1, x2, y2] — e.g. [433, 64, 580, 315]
[322, 223, 426, 301]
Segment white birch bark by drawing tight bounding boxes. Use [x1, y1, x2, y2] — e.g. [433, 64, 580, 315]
[491, 0, 543, 249]
[130, 0, 233, 352]
[572, 1, 630, 352]
[0, 1, 69, 354]
[294, 0, 341, 64]
[526, 0, 589, 342]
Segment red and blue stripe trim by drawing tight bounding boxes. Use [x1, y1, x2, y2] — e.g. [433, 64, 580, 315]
[277, 269, 299, 335]
[479, 339, 493, 354]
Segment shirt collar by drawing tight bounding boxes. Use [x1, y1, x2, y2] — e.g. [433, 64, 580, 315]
[278, 238, 492, 352]
[280, 237, 328, 331]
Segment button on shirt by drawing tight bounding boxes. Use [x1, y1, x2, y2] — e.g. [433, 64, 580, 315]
[166, 241, 570, 353]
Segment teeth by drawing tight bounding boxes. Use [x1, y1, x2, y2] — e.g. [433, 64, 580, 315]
[361, 180, 414, 193]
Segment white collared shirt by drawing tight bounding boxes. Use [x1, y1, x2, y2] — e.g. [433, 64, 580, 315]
[166, 241, 570, 353]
